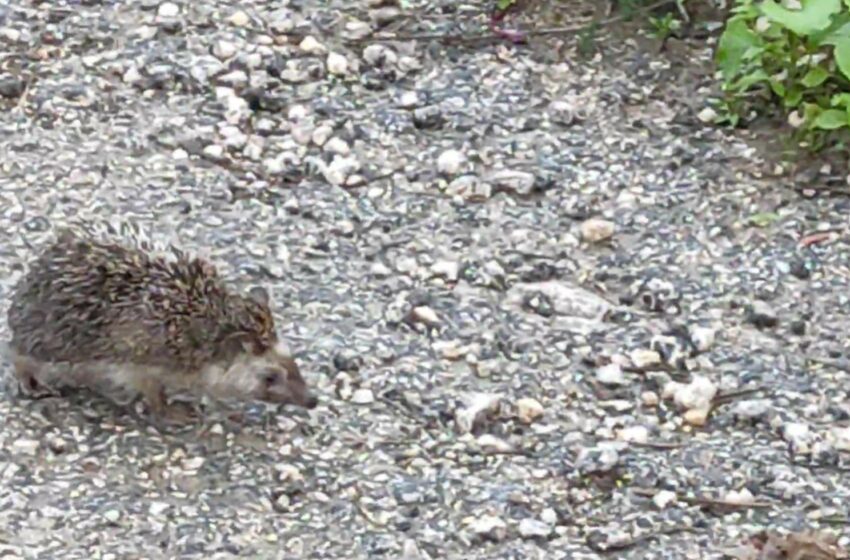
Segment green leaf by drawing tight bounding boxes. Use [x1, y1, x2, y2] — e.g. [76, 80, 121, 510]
[784, 88, 804, 107]
[812, 108, 849, 128]
[831, 92, 850, 107]
[770, 77, 786, 96]
[716, 19, 762, 78]
[833, 37, 850, 80]
[760, 0, 841, 36]
[801, 66, 830, 86]
[496, 0, 516, 10]
[732, 69, 770, 91]
[749, 212, 780, 227]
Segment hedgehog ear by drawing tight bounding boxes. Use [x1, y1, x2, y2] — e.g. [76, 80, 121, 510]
[247, 286, 269, 306]
[221, 330, 258, 358]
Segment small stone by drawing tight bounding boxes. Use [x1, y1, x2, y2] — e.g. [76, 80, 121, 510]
[730, 399, 771, 420]
[683, 407, 711, 426]
[616, 425, 649, 444]
[149, 502, 170, 516]
[400, 539, 422, 560]
[580, 218, 615, 243]
[413, 105, 444, 129]
[122, 66, 142, 84]
[103, 510, 121, 524]
[327, 52, 349, 76]
[217, 70, 248, 87]
[476, 434, 514, 454]
[212, 40, 237, 60]
[652, 490, 677, 509]
[311, 125, 333, 146]
[229, 10, 250, 27]
[487, 170, 535, 196]
[469, 515, 507, 542]
[370, 262, 391, 277]
[431, 260, 459, 281]
[747, 300, 778, 329]
[433, 340, 466, 360]
[157, 2, 179, 17]
[576, 445, 619, 475]
[411, 306, 439, 326]
[363, 44, 396, 66]
[782, 422, 813, 455]
[516, 398, 544, 424]
[0, 76, 25, 99]
[398, 91, 420, 108]
[323, 156, 360, 186]
[351, 388, 375, 404]
[723, 488, 755, 506]
[299, 35, 326, 55]
[641, 391, 659, 407]
[629, 348, 661, 368]
[437, 149, 465, 175]
[689, 326, 716, 352]
[12, 438, 38, 455]
[323, 137, 350, 155]
[672, 375, 717, 411]
[518, 518, 551, 539]
[540, 508, 558, 526]
[697, 106, 718, 123]
[291, 124, 314, 145]
[203, 144, 224, 159]
[446, 175, 491, 201]
[596, 363, 626, 386]
[456, 393, 502, 434]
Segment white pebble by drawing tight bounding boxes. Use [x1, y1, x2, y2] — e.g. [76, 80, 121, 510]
[652, 490, 677, 509]
[299, 35, 326, 55]
[229, 10, 250, 27]
[697, 107, 718, 123]
[203, 144, 224, 159]
[516, 398, 544, 424]
[412, 306, 440, 326]
[431, 260, 459, 281]
[469, 515, 507, 541]
[673, 375, 717, 411]
[327, 52, 349, 76]
[596, 362, 625, 386]
[212, 40, 237, 60]
[518, 518, 551, 538]
[629, 348, 661, 368]
[476, 434, 514, 454]
[157, 2, 179, 18]
[351, 388, 375, 404]
[323, 137, 350, 155]
[580, 218, 615, 243]
[616, 425, 649, 444]
[437, 149, 465, 175]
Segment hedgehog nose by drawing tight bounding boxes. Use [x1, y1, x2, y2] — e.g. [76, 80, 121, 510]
[304, 393, 318, 409]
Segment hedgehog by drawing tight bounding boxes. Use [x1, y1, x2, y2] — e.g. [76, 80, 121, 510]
[4, 222, 317, 420]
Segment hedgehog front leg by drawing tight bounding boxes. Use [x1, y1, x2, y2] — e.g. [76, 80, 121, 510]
[133, 369, 197, 424]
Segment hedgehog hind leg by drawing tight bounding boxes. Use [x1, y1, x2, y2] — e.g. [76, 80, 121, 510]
[9, 353, 62, 399]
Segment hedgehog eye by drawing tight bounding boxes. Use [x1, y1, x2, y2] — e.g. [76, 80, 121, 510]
[263, 372, 280, 386]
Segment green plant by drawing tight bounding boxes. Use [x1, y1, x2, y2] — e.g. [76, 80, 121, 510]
[714, 0, 850, 142]
[649, 12, 683, 39]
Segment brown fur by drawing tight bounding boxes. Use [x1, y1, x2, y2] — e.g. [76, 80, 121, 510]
[5, 223, 317, 415]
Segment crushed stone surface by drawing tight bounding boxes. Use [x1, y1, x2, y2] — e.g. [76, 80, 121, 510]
[1, 1, 849, 558]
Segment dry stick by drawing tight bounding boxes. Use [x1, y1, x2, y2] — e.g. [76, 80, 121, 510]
[345, 0, 680, 45]
[711, 384, 770, 407]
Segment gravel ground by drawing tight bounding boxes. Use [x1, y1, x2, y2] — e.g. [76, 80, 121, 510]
[1, 1, 850, 559]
